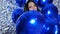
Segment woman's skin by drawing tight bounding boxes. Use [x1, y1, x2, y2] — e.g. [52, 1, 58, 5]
[28, 2, 37, 11]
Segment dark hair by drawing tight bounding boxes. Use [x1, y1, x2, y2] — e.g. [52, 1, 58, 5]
[24, 0, 40, 12]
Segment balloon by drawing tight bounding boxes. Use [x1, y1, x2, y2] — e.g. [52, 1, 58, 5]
[16, 0, 26, 7]
[12, 8, 23, 23]
[38, 0, 53, 7]
[41, 4, 58, 26]
[16, 10, 45, 34]
[41, 4, 58, 18]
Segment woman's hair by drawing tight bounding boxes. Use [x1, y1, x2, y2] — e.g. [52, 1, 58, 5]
[24, 0, 40, 12]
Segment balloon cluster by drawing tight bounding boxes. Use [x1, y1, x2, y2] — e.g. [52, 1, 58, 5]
[11, 0, 60, 34]
[40, 0, 59, 34]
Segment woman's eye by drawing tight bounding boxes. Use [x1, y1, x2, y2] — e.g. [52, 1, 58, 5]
[29, 5, 36, 8]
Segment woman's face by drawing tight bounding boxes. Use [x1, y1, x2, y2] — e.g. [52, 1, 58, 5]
[28, 2, 37, 11]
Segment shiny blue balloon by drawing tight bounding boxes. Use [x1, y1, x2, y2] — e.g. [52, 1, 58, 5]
[38, 0, 53, 7]
[12, 8, 23, 23]
[41, 4, 58, 27]
[16, 0, 26, 7]
[16, 10, 45, 34]
[41, 4, 58, 18]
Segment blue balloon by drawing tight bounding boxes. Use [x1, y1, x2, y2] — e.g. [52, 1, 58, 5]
[16, 10, 45, 34]
[41, 4, 58, 18]
[16, 0, 26, 7]
[12, 8, 23, 23]
[38, 0, 53, 7]
[41, 4, 58, 24]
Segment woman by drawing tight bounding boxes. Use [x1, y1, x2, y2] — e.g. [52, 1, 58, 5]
[24, 0, 40, 12]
